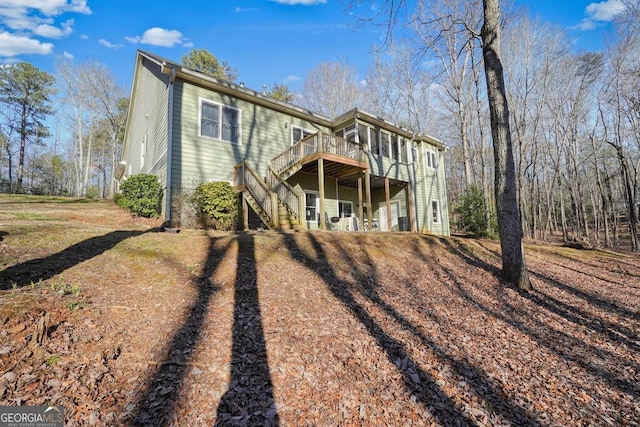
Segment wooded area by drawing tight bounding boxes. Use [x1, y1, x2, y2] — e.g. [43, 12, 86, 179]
[0, 59, 127, 199]
[0, 0, 638, 252]
[334, 0, 640, 252]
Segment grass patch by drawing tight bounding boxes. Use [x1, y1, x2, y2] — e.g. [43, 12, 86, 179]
[45, 354, 62, 367]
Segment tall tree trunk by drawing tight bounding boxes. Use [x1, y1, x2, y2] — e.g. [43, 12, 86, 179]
[481, 0, 532, 290]
[17, 107, 27, 189]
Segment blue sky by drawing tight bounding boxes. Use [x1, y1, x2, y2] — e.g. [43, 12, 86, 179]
[0, 0, 627, 93]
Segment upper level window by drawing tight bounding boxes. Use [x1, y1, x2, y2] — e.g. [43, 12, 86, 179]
[399, 138, 408, 163]
[292, 126, 314, 145]
[200, 99, 240, 144]
[425, 146, 437, 169]
[391, 134, 399, 161]
[358, 124, 371, 154]
[380, 131, 391, 158]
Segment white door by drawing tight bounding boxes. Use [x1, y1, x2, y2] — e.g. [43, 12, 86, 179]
[378, 201, 399, 231]
[305, 191, 319, 229]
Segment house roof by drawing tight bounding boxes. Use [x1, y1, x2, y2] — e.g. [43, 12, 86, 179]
[131, 50, 445, 151]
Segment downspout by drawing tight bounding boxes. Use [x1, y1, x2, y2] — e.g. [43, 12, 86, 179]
[165, 67, 176, 224]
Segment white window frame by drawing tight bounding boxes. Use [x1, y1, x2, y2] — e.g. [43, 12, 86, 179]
[380, 130, 391, 158]
[305, 190, 319, 223]
[344, 125, 357, 143]
[198, 98, 241, 144]
[424, 145, 437, 169]
[291, 125, 315, 145]
[337, 200, 354, 218]
[432, 199, 440, 224]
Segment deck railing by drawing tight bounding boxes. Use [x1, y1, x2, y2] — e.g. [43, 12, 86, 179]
[234, 161, 275, 223]
[269, 131, 364, 175]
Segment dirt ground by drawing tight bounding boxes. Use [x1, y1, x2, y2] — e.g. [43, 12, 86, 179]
[0, 195, 639, 426]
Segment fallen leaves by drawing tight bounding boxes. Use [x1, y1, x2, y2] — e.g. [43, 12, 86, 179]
[1, 199, 640, 425]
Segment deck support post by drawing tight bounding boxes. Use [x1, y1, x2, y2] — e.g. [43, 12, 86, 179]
[385, 177, 392, 232]
[318, 158, 326, 230]
[242, 193, 249, 231]
[365, 169, 372, 231]
[358, 175, 364, 228]
[407, 181, 416, 232]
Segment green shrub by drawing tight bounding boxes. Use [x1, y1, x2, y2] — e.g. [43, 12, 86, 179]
[119, 174, 162, 218]
[454, 185, 497, 238]
[113, 192, 125, 207]
[193, 181, 239, 230]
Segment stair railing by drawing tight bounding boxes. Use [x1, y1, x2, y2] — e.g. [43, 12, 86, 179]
[234, 161, 278, 227]
[266, 165, 304, 225]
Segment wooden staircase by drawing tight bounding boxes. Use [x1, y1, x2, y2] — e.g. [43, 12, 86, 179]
[234, 131, 364, 231]
[234, 161, 304, 232]
[277, 201, 303, 232]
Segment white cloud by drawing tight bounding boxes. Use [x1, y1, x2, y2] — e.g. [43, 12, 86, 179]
[284, 75, 301, 83]
[126, 27, 190, 48]
[62, 50, 73, 59]
[575, 18, 597, 31]
[0, 31, 53, 56]
[585, 0, 625, 21]
[32, 18, 74, 38]
[0, 0, 89, 57]
[270, 0, 327, 5]
[99, 38, 122, 49]
[578, 0, 625, 30]
[141, 27, 183, 47]
[0, 0, 91, 18]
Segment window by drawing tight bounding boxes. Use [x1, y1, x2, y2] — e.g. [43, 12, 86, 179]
[391, 135, 399, 161]
[292, 126, 314, 144]
[425, 147, 437, 169]
[381, 131, 391, 158]
[432, 200, 440, 224]
[338, 201, 353, 218]
[399, 138, 408, 163]
[305, 191, 318, 222]
[358, 124, 371, 153]
[344, 125, 357, 143]
[200, 99, 240, 144]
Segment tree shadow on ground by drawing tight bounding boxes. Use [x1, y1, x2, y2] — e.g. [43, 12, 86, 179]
[131, 236, 227, 426]
[430, 236, 640, 399]
[215, 233, 279, 426]
[131, 233, 279, 426]
[0, 230, 150, 289]
[283, 232, 538, 426]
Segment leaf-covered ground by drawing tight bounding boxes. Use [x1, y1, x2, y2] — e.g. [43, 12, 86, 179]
[0, 195, 639, 426]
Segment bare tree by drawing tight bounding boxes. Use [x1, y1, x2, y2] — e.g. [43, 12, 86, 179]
[599, 29, 640, 251]
[413, 0, 482, 189]
[365, 42, 436, 133]
[57, 59, 124, 197]
[299, 60, 364, 117]
[347, 0, 531, 288]
[481, 0, 531, 289]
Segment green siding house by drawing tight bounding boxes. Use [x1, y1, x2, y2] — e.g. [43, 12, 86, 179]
[118, 50, 450, 236]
